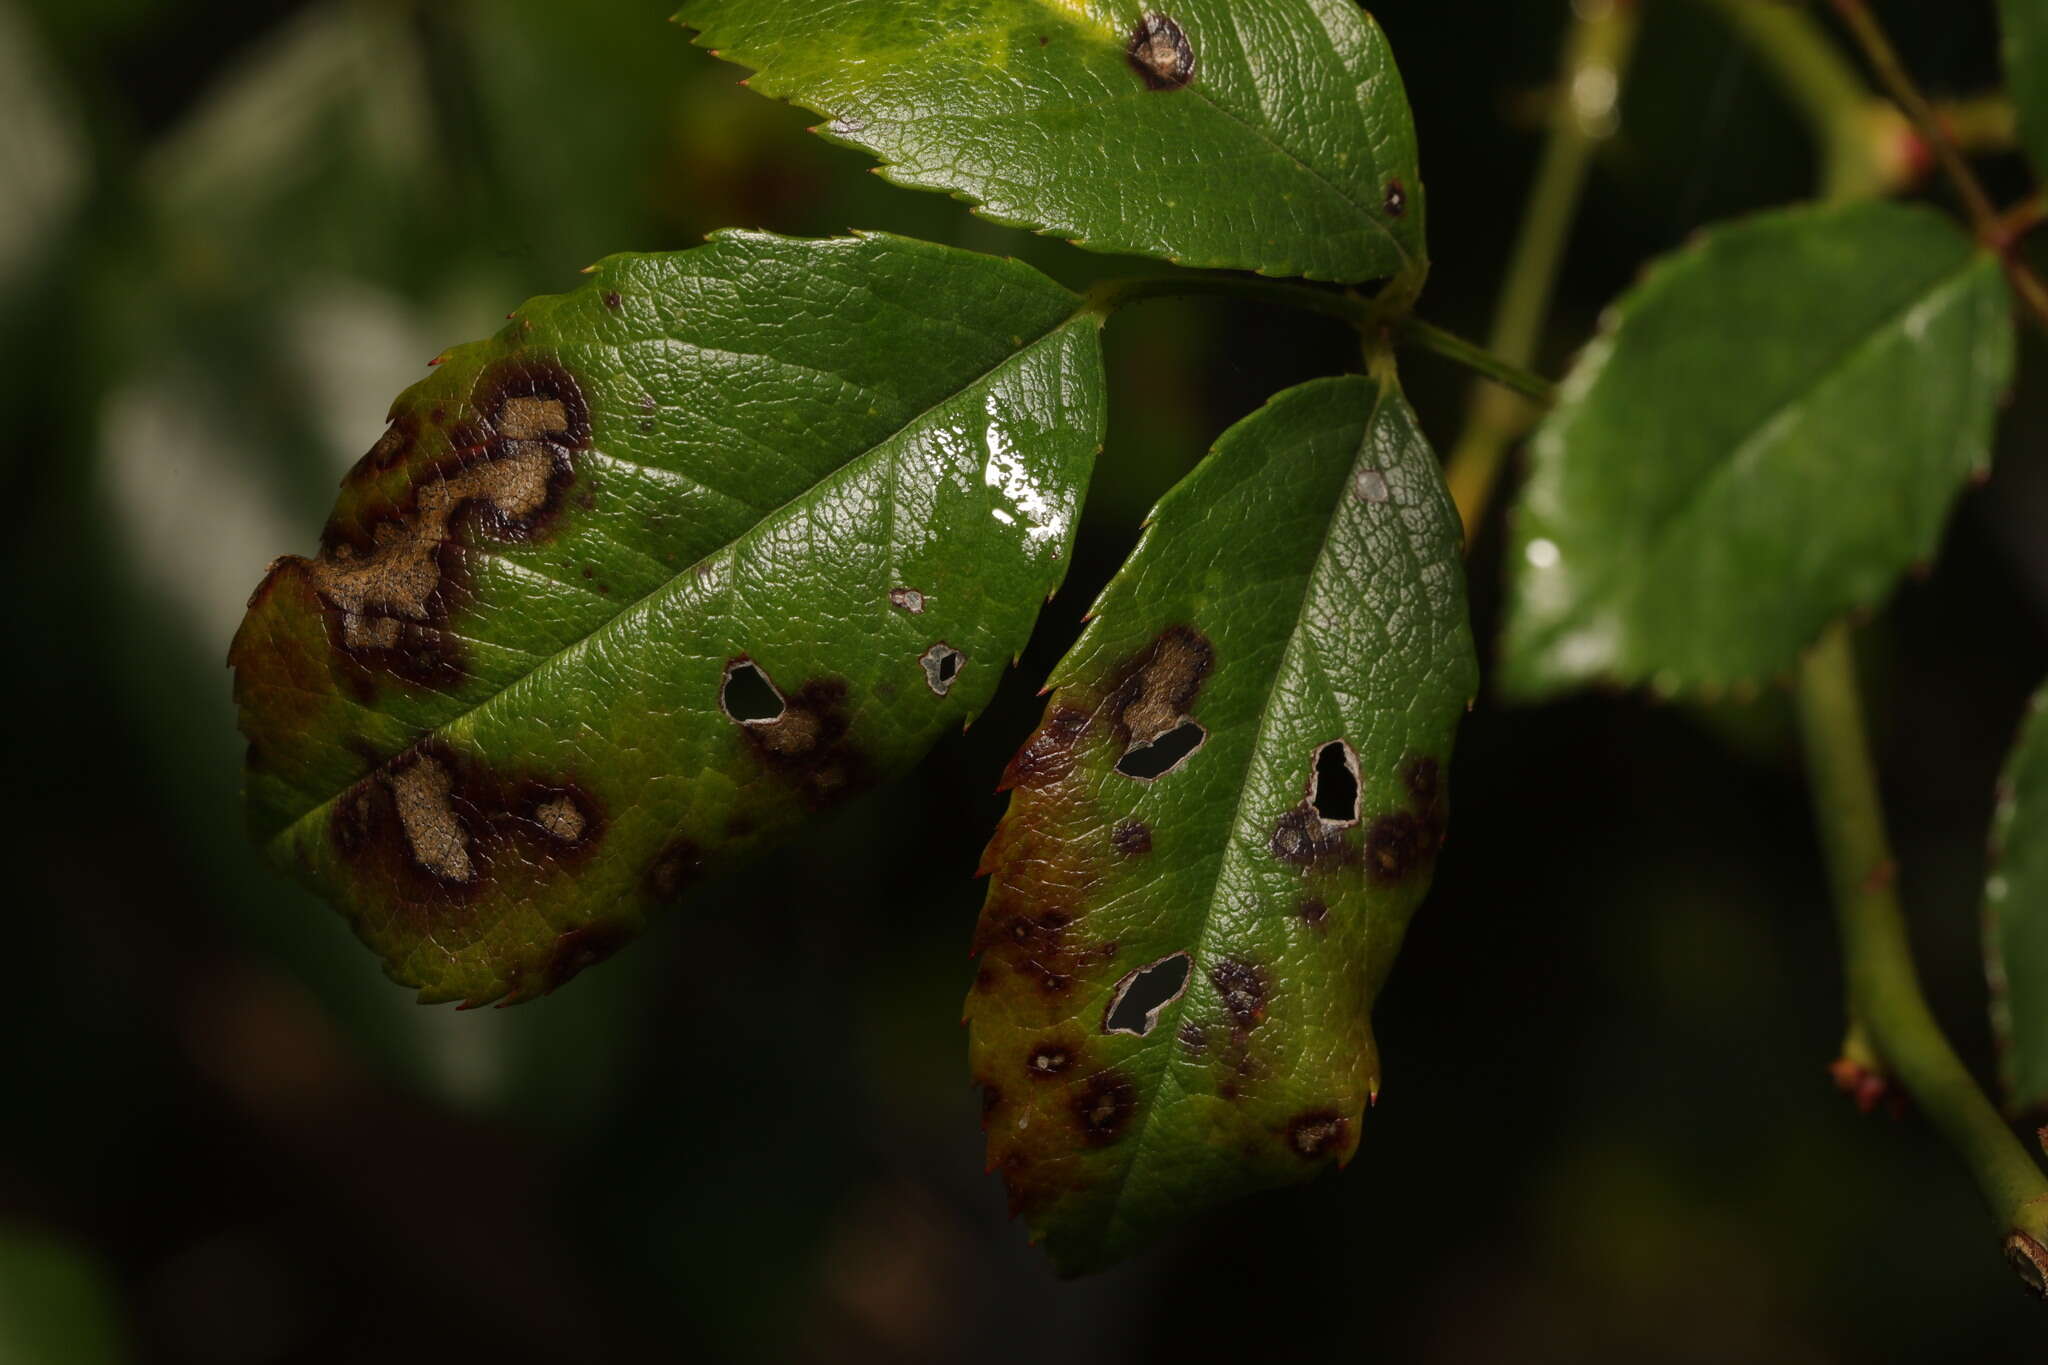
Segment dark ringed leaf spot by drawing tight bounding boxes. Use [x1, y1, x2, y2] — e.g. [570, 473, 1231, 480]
[1127, 12, 1195, 91]
[1384, 179, 1407, 217]
[1103, 951, 1192, 1035]
[305, 357, 588, 693]
[1208, 958, 1267, 1027]
[1001, 705, 1091, 790]
[1298, 897, 1328, 930]
[1287, 1110, 1348, 1159]
[1073, 1071, 1137, 1144]
[543, 923, 631, 992]
[889, 586, 927, 614]
[1027, 1043, 1075, 1077]
[1110, 818, 1152, 856]
[1364, 809, 1433, 884]
[602, 290, 623, 310]
[646, 837, 706, 901]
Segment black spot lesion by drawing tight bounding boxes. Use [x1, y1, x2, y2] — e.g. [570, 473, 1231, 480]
[1109, 626, 1214, 781]
[1127, 12, 1196, 91]
[1287, 1109, 1348, 1160]
[1383, 179, 1408, 218]
[1110, 818, 1152, 856]
[734, 673, 873, 811]
[330, 742, 605, 903]
[1027, 1042, 1076, 1078]
[543, 922, 632, 992]
[1073, 1070, 1137, 1144]
[309, 355, 592, 696]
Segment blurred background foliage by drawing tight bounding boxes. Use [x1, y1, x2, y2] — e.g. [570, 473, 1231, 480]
[4, 0, 2047, 1360]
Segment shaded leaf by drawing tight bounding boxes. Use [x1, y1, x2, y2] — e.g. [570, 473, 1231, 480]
[232, 231, 1105, 1006]
[1501, 201, 2012, 699]
[966, 372, 1475, 1273]
[676, 0, 1424, 283]
[2002, 0, 2048, 184]
[1989, 685, 2048, 1116]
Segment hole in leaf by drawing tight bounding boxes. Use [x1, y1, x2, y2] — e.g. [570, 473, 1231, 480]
[1103, 952, 1192, 1036]
[1310, 740, 1360, 826]
[721, 659, 784, 724]
[920, 643, 965, 696]
[1115, 720, 1206, 779]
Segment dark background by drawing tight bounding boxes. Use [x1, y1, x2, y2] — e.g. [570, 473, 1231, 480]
[4, 0, 2047, 1360]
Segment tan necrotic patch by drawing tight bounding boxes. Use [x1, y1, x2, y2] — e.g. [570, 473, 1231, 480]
[385, 753, 472, 883]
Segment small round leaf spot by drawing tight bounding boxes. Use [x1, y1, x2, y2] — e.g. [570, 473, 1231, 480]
[1127, 13, 1196, 91]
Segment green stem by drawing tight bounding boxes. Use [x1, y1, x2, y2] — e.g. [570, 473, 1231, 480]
[1441, 0, 1640, 538]
[1822, 0, 2048, 331]
[1691, 0, 1892, 202]
[1400, 319, 1556, 407]
[1824, 0, 2001, 231]
[1710, 0, 2048, 1298]
[1796, 628, 2048, 1296]
[1087, 276, 1552, 403]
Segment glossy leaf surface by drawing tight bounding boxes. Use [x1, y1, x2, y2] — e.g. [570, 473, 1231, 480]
[2003, 0, 2048, 183]
[966, 374, 1475, 1273]
[1501, 202, 2012, 699]
[231, 232, 1105, 1005]
[1989, 686, 2048, 1115]
[676, 0, 1424, 283]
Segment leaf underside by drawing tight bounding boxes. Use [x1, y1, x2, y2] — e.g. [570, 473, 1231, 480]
[675, 0, 1425, 284]
[1989, 686, 2048, 1117]
[230, 231, 1106, 1006]
[1500, 201, 2013, 700]
[966, 373, 1476, 1274]
[2002, 0, 2048, 184]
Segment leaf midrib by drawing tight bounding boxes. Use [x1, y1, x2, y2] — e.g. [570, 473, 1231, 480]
[266, 301, 1090, 856]
[1075, 378, 1386, 1257]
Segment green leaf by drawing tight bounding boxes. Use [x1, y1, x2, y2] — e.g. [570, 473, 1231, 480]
[675, 0, 1424, 284]
[231, 231, 1106, 1006]
[1500, 201, 2012, 700]
[2001, 0, 2048, 183]
[1989, 685, 2048, 1116]
[965, 372, 1475, 1273]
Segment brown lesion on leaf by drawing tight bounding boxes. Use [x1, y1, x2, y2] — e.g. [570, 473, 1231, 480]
[1127, 12, 1196, 91]
[1027, 1040, 1079, 1078]
[1271, 746, 1449, 882]
[735, 674, 873, 810]
[646, 836, 707, 902]
[532, 793, 589, 845]
[1286, 1110, 1349, 1160]
[1000, 704, 1092, 791]
[1110, 818, 1152, 856]
[294, 356, 589, 691]
[1110, 626, 1213, 750]
[1073, 1070, 1137, 1145]
[1364, 810, 1433, 884]
[1209, 959, 1268, 1034]
[386, 751, 472, 883]
[543, 922, 632, 993]
[330, 740, 606, 908]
